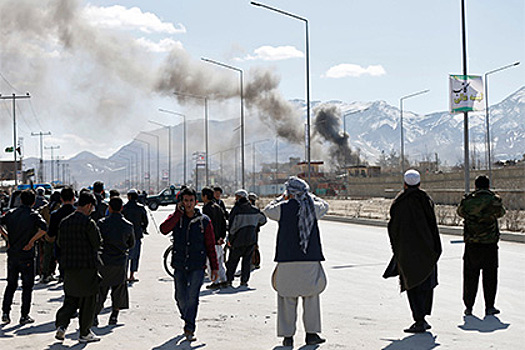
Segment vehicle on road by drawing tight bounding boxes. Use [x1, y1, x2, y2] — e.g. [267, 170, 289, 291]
[146, 186, 202, 211]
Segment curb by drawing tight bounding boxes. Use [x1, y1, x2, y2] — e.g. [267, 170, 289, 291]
[322, 215, 525, 244]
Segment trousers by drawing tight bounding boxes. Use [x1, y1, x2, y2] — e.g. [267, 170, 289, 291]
[463, 243, 498, 309]
[277, 294, 321, 337]
[2, 257, 35, 317]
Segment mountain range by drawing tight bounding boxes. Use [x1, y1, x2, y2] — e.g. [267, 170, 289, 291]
[22, 86, 525, 188]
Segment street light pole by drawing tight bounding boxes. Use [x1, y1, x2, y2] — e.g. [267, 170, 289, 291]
[158, 109, 187, 185]
[141, 132, 160, 193]
[149, 119, 172, 186]
[201, 57, 245, 189]
[251, 1, 311, 185]
[31, 131, 51, 183]
[44, 145, 60, 184]
[399, 89, 429, 172]
[342, 107, 371, 170]
[173, 91, 210, 186]
[461, 0, 469, 194]
[0, 92, 31, 186]
[484, 61, 520, 186]
[134, 139, 150, 191]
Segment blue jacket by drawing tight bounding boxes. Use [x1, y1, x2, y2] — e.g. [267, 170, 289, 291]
[160, 208, 218, 272]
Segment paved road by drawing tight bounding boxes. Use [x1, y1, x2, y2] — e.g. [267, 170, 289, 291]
[0, 205, 523, 349]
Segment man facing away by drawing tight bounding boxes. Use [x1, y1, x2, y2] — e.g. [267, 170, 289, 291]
[94, 196, 135, 326]
[46, 187, 76, 283]
[91, 181, 108, 222]
[263, 176, 329, 347]
[160, 187, 218, 342]
[122, 189, 148, 283]
[387, 169, 442, 333]
[201, 187, 228, 290]
[55, 192, 102, 343]
[0, 189, 47, 325]
[225, 189, 267, 288]
[457, 175, 506, 317]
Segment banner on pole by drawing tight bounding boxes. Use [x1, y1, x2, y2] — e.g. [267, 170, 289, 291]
[449, 74, 484, 114]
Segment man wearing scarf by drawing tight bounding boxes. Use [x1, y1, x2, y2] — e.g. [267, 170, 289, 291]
[264, 176, 329, 348]
[386, 169, 442, 333]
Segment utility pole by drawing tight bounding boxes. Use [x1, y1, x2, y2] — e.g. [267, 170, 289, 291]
[31, 131, 51, 183]
[45, 145, 60, 184]
[0, 93, 31, 186]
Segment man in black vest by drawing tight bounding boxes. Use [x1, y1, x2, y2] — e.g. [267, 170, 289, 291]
[94, 197, 135, 326]
[122, 189, 148, 282]
[55, 192, 102, 343]
[1, 189, 47, 325]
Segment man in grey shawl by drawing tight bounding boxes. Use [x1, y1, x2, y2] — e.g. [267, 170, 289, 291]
[264, 176, 329, 348]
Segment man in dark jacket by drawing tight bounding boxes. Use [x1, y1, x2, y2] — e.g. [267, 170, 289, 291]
[387, 169, 442, 333]
[91, 181, 108, 222]
[457, 175, 506, 317]
[160, 187, 218, 342]
[213, 186, 229, 220]
[0, 189, 47, 325]
[94, 197, 135, 326]
[47, 187, 76, 282]
[201, 187, 228, 289]
[54, 192, 102, 343]
[122, 189, 148, 282]
[225, 189, 267, 288]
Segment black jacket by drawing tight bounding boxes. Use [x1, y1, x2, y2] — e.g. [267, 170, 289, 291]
[58, 211, 102, 270]
[48, 204, 76, 238]
[387, 187, 442, 291]
[97, 213, 135, 266]
[202, 201, 227, 242]
[122, 199, 148, 240]
[228, 198, 267, 247]
[0, 205, 47, 260]
[91, 193, 108, 222]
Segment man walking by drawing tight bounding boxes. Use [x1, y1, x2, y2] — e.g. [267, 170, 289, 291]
[225, 189, 267, 288]
[263, 177, 329, 347]
[457, 175, 506, 317]
[94, 197, 135, 326]
[91, 181, 108, 222]
[201, 187, 228, 290]
[0, 190, 47, 325]
[386, 169, 442, 333]
[160, 187, 218, 342]
[122, 189, 148, 283]
[55, 192, 102, 343]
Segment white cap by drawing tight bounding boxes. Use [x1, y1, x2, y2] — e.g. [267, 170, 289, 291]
[404, 169, 421, 186]
[235, 189, 248, 198]
[127, 188, 138, 195]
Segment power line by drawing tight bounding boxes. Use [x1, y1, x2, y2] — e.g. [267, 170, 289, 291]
[0, 71, 23, 94]
[28, 100, 43, 130]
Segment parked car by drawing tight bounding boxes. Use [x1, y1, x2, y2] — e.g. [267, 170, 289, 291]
[145, 186, 201, 211]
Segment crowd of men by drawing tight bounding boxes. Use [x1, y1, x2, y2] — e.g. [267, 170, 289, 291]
[0, 171, 507, 347]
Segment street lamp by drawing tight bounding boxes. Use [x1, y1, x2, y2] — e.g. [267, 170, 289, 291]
[149, 119, 172, 185]
[141, 132, 160, 193]
[201, 57, 246, 189]
[342, 107, 370, 169]
[173, 91, 210, 186]
[251, 1, 311, 185]
[251, 139, 271, 191]
[400, 89, 429, 172]
[484, 61, 520, 185]
[134, 138, 151, 192]
[158, 109, 187, 185]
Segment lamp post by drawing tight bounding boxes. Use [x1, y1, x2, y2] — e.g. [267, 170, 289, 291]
[31, 131, 51, 183]
[149, 120, 172, 185]
[121, 149, 139, 188]
[116, 155, 131, 188]
[158, 109, 187, 185]
[251, 139, 270, 191]
[201, 57, 245, 189]
[134, 138, 150, 192]
[400, 89, 429, 172]
[141, 132, 160, 193]
[342, 107, 370, 169]
[0, 92, 31, 186]
[44, 145, 60, 184]
[484, 61, 520, 185]
[251, 1, 311, 185]
[173, 91, 210, 186]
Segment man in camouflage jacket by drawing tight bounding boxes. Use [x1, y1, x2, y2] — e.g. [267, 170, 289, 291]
[457, 175, 506, 317]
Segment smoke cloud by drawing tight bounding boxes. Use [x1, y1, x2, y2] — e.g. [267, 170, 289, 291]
[314, 105, 361, 168]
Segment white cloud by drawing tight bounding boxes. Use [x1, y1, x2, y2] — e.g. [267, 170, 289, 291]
[238, 45, 304, 61]
[135, 37, 183, 53]
[323, 64, 386, 78]
[83, 4, 186, 34]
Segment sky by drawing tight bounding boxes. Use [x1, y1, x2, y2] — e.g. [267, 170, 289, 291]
[0, 0, 523, 162]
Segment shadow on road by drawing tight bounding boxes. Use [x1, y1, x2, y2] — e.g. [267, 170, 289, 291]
[152, 334, 206, 349]
[381, 332, 439, 350]
[44, 342, 87, 350]
[458, 315, 510, 333]
[14, 320, 56, 335]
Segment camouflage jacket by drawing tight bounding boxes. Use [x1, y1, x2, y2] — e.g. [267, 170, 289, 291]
[457, 189, 506, 244]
